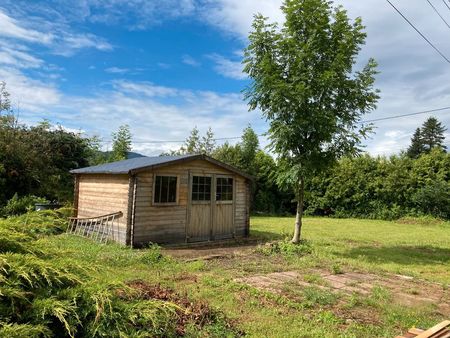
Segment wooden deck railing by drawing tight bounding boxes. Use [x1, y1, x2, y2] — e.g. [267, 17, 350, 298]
[67, 211, 123, 243]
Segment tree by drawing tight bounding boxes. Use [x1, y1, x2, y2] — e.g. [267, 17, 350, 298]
[0, 81, 11, 113]
[182, 126, 201, 154]
[202, 127, 216, 155]
[421, 117, 447, 153]
[240, 125, 259, 174]
[407, 128, 424, 159]
[243, 0, 379, 243]
[111, 124, 132, 161]
[167, 126, 217, 155]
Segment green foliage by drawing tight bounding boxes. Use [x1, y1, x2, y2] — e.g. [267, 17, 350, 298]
[111, 124, 132, 161]
[407, 117, 447, 158]
[421, 117, 447, 153]
[1, 194, 48, 217]
[257, 240, 312, 257]
[0, 209, 70, 236]
[0, 96, 97, 206]
[139, 243, 166, 264]
[0, 210, 237, 337]
[0, 81, 11, 114]
[302, 286, 338, 308]
[167, 126, 217, 155]
[213, 126, 295, 214]
[243, 0, 379, 241]
[412, 181, 450, 219]
[0, 322, 51, 338]
[407, 128, 425, 158]
[307, 149, 450, 219]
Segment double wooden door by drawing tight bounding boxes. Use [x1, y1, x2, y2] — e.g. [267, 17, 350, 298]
[187, 173, 235, 242]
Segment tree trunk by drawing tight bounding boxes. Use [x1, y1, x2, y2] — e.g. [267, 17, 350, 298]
[291, 178, 304, 244]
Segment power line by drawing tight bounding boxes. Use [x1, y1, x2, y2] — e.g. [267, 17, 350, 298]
[360, 106, 450, 123]
[97, 106, 450, 144]
[442, 0, 450, 12]
[385, 0, 450, 64]
[426, 0, 450, 30]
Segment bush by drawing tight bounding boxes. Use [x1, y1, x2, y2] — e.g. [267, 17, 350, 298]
[307, 149, 450, 220]
[0, 210, 238, 337]
[412, 181, 450, 219]
[0, 209, 69, 236]
[1, 194, 48, 217]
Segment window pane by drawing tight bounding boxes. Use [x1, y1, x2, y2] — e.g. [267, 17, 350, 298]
[154, 176, 177, 203]
[216, 177, 233, 201]
[154, 176, 160, 203]
[192, 176, 211, 201]
[168, 177, 177, 202]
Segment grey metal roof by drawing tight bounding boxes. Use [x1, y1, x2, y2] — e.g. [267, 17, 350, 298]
[70, 154, 253, 179]
[70, 154, 197, 174]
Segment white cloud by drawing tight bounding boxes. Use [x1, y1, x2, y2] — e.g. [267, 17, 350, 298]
[182, 54, 201, 67]
[105, 67, 129, 74]
[1, 0, 449, 156]
[208, 53, 246, 80]
[112, 80, 180, 98]
[0, 9, 112, 56]
[0, 45, 43, 68]
[199, 0, 284, 39]
[3, 71, 264, 155]
[0, 67, 61, 112]
[0, 10, 54, 44]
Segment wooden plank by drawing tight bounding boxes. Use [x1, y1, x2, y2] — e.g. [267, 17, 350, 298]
[416, 321, 450, 338]
[409, 329, 425, 335]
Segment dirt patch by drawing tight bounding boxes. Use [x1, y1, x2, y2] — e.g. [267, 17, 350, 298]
[124, 280, 243, 336]
[164, 244, 256, 261]
[236, 270, 450, 316]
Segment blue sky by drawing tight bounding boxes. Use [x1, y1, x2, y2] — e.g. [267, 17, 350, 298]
[0, 0, 449, 155]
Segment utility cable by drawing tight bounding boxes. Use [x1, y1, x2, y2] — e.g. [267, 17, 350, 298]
[426, 0, 450, 30]
[385, 0, 450, 64]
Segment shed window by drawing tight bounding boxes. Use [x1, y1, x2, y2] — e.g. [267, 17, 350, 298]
[154, 175, 177, 204]
[216, 177, 233, 201]
[192, 176, 211, 201]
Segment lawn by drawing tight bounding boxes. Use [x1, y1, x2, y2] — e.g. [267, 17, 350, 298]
[3, 213, 450, 337]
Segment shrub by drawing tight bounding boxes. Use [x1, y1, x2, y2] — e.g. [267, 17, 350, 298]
[1, 194, 49, 217]
[0, 209, 69, 236]
[412, 181, 450, 219]
[0, 210, 238, 337]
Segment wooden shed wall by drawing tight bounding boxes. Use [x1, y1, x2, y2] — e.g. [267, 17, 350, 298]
[132, 159, 250, 245]
[76, 174, 130, 244]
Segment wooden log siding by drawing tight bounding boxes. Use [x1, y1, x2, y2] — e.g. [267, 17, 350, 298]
[234, 176, 249, 237]
[76, 174, 130, 244]
[132, 159, 250, 245]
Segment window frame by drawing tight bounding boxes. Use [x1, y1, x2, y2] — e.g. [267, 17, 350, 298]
[215, 175, 234, 204]
[191, 175, 212, 203]
[152, 174, 179, 206]
[190, 174, 213, 205]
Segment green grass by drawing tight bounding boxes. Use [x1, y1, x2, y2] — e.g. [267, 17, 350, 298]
[2, 213, 449, 337]
[251, 216, 450, 283]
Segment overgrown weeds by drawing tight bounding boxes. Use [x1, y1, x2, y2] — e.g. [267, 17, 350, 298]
[256, 239, 312, 257]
